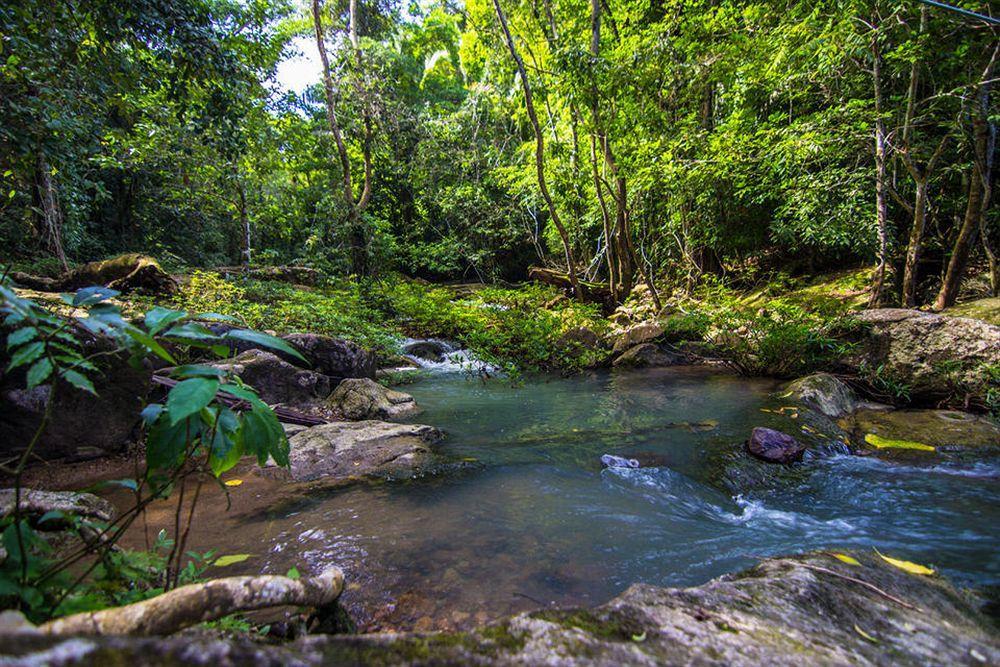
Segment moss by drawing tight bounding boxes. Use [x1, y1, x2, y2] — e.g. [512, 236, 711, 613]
[945, 297, 1000, 326]
[531, 609, 636, 642]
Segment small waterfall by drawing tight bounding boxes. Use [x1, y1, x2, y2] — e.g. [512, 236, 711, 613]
[400, 338, 495, 374]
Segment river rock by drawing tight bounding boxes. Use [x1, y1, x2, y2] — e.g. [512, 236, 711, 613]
[327, 378, 419, 420]
[266, 420, 443, 483]
[0, 337, 151, 461]
[402, 340, 450, 363]
[281, 333, 376, 380]
[0, 489, 116, 526]
[2, 551, 995, 665]
[612, 321, 664, 355]
[852, 308, 1000, 404]
[784, 373, 864, 418]
[746, 427, 806, 464]
[209, 350, 331, 405]
[842, 408, 1000, 451]
[612, 343, 683, 368]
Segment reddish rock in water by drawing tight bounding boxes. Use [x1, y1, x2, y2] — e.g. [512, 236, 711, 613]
[746, 427, 805, 464]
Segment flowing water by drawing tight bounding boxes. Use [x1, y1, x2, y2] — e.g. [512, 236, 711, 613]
[119, 363, 1000, 632]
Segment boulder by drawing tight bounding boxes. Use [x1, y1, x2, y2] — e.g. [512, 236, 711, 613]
[2, 551, 996, 665]
[843, 408, 1000, 451]
[612, 343, 684, 368]
[853, 308, 1000, 404]
[0, 338, 151, 461]
[327, 378, 419, 420]
[265, 420, 442, 483]
[746, 427, 806, 464]
[401, 340, 451, 363]
[784, 373, 864, 418]
[612, 321, 664, 355]
[0, 489, 115, 526]
[282, 333, 376, 380]
[209, 350, 331, 406]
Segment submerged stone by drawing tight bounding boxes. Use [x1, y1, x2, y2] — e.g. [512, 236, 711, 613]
[746, 427, 806, 464]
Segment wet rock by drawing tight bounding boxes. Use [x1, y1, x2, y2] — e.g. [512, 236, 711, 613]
[327, 378, 419, 421]
[852, 308, 1000, 405]
[746, 427, 806, 464]
[402, 340, 450, 363]
[612, 343, 683, 368]
[612, 321, 664, 355]
[0, 489, 116, 526]
[784, 373, 867, 418]
[3, 551, 996, 665]
[265, 420, 443, 483]
[209, 350, 331, 406]
[281, 333, 376, 380]
[843, 408, 1000, 452]
[0, 335, 151, 461]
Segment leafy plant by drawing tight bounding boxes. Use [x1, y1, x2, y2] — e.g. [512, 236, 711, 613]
[0, 283, 294, 621]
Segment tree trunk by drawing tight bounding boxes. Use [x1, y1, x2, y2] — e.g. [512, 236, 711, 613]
[238, 179, 251, 268]
[41, 568, 344, 636]
[312, 0, 372, 278]
[901, 179, 928, 307]
[934, 52, 996, 309]
[869, 32, 889, 307]
[34, 152, 69, 272]
[491, 0, 582, 300]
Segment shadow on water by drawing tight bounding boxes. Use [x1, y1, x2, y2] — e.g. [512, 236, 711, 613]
[119, 365, 1000, 632]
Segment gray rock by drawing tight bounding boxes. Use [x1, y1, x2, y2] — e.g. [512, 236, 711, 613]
[2, 551, 995, 665]
[0, 335, 151, 461]
[267, 420, 443, 483]
[0, 488, 116, 525]
[853, 308, 1000, 403]
[612, 321, 664, 355]
[612, 343, 683, 368]
[209, 350, 331, 406]
[327, 378, 419, 421]
[746, 427, 806, 464]
[784, 373, 862, 418]
[281, 333, 376, 380]
[402, 340, 451, 363]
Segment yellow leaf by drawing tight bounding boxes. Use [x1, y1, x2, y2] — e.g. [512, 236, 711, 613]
[214, 554, 252, 567]
[831, 553, 860, 566]
[224, 479, 243, 487]
[865, 433, 935, 452]
[875, 550, 934, 575]
[631, 631, 646, 642]
[854, 624, 878, 643]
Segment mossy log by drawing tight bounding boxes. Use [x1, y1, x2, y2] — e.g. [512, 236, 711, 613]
[40, 567, 344, 636]
[11, 254, 177, 294]
[529, 267, 612, 304]
[214, 265, 321, 286]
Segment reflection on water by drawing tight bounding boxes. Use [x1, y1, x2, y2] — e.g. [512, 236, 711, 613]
[121, 367, 1000, 631]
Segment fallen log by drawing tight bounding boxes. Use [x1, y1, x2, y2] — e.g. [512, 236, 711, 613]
[151, 375, 329, 427]
[40, 567, 344, 636]
[529, 266, 613, 304]
[11, 254, 177, 295]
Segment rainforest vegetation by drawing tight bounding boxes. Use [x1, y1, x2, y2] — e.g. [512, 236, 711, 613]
[0, 0, 998, 660]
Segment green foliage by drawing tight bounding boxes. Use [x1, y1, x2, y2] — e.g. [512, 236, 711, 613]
[0, 284, 289, 621]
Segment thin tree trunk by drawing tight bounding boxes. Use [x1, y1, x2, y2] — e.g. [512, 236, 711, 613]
[491, 0, 582, 300]
[34, 152, 69, 272]
[238, 179, 251, 268]
[934, 49, 997, 309]
[901, 179, 929, 307]
[869, 32, 889, 307]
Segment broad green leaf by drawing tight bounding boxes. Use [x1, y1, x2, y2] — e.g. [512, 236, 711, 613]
[213, 554, 252, 567]
[8, 341, 44, 370]
[146, 416, 192, 471]
[26, 358, 54, 388]
[223, 329, 307, 364]
[143, 306, 187, 335]
[875, 550, 934, 575]
[166, 378, 219, 425]
[62, 369, 96, 395]
[73, 286, 119, 306]
[38, 510, 67, 525]
[285, 566, 300, 579]
[162, 322, 219, 342]
[865, 433, 935, 452]
[6, 327, 37, 348]
[140, 403, 164, 425]
[124, 327, 175, 364]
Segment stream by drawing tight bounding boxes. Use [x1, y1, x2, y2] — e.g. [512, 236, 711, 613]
[119, 364, 1000, 632]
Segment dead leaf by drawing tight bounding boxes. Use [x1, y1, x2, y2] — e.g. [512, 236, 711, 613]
[875, 549, 934, 575]
[831, 553, 861, 566]
[224, 479, 243, 487]
[214, 554, 252, 567]
[854, 624, 879, 643]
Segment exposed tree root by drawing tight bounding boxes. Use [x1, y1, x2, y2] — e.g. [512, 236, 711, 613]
[40, 567, 344, 636]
